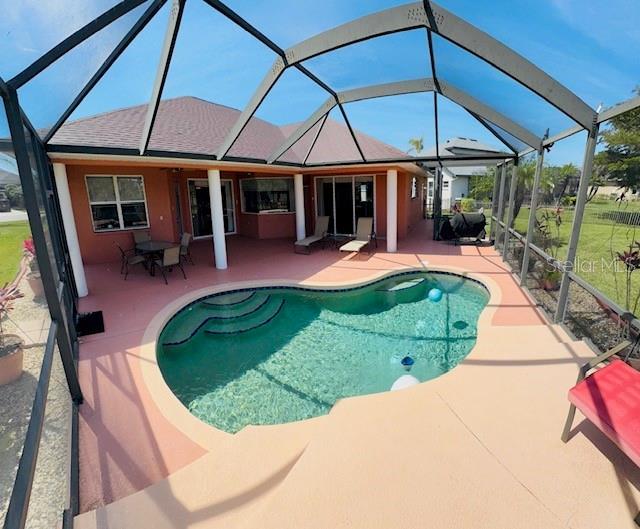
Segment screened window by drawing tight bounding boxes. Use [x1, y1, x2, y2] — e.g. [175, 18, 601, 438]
[86, 175, 149, 231]
[240, 178, 294, 213]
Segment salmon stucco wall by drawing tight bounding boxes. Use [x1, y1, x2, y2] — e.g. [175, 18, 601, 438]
[66, 165, 177, 264]
[405, 173, 426, 234]
[66, 163, 426, 264]
[375, 173, 387, 238]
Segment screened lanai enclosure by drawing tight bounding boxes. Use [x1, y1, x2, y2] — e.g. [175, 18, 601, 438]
[1, 1, 639, 528]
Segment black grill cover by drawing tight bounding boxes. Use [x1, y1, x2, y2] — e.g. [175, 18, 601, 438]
[440, 212, 486, 240]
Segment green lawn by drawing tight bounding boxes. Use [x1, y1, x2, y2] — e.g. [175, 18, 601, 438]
[0, 220, 31, 285]
[509, 200, 640, 310]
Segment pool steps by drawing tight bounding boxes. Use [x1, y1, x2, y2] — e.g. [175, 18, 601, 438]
[205, 298, 285, 335]
[163, 294, 285, 346]
[201, 290, 256, 307]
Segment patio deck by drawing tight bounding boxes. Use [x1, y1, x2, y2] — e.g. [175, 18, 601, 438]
[75, 220, 640, 528]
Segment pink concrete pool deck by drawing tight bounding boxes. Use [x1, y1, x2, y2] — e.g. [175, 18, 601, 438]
[75, 221, 640, 528]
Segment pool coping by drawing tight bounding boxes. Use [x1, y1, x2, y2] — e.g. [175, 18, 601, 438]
[139, 265, 502, 451]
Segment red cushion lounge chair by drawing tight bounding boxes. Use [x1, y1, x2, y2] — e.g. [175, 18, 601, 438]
[561, 341, 640, 469]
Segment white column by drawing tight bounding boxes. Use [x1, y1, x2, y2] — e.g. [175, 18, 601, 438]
[207, 169, 228, 270]
[294, 173, 305, 241]
[386, 169, 397, 253]
[52, 163, 88, 297]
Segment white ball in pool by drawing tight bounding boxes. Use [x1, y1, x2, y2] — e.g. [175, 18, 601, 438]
[391, 374, 420, 391]
[428, 288, 443, 302]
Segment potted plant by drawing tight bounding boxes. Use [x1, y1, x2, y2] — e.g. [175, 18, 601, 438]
[23, 237, 43, 298]
[0, 282, 24, 385]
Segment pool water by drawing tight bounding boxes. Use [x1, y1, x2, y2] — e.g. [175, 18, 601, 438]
[157, 272, 488, 433]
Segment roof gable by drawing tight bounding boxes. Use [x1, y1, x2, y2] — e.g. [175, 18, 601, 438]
[50, 96, 408, 165]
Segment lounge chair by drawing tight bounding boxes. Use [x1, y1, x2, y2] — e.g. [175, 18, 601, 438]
[152, 246, 186, 285]
[180, 232, 194, 265]
[562, 340, 640, 470]
[115, 243, 146, 280]
[339, 217, 375, 254]
[294, 216, 329, 254]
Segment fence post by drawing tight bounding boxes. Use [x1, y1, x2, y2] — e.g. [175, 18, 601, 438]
[489, 163, 501, 241]
[502, 161, 519, 260]
[520, 146, 546, 284]
[3, 88, 83, 404]
[494, 162, 508, 249]
[432, 166, 443, 240]
[555, 122, 600, 322]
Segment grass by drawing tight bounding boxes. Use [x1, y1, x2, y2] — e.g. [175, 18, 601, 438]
[0, 220, 31, 286]
[508, 200, 640, 311]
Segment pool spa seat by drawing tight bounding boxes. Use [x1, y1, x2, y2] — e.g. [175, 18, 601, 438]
[562, 340, 640, 469]
[294, 216, 330, 254]
[339, 217, 375, 254]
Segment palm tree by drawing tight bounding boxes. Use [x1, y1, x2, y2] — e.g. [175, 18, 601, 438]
[407, 137, 424, 155]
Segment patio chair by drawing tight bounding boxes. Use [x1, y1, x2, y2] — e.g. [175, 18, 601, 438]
[294, 216, 330, 254]
[152, 246, 186, 285]
[561, 340, 640, 469]
[180, 232, 194, 265]
[132, 230, 151, 246]
[115, 243, 146, 280]
[339, 217, 375, 254]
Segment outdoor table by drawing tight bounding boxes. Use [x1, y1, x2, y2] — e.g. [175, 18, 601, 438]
[135, 240, 175, 275]
[135, 240, 174, 254]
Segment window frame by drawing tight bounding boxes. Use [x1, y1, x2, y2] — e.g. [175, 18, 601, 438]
[239, 176, 295, 215]
[84, 174, 149, 233]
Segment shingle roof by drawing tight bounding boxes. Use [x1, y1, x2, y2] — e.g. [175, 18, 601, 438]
[50, 96, 407, 165]
[423, 137, 506, 177]
[422, 137, 506, 158]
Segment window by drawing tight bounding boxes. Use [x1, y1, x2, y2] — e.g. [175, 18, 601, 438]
[411, 177, 417, 199]
[443, 181, 449, 189]
[240, 178, 294, 213]
[86, 175, 149, 232]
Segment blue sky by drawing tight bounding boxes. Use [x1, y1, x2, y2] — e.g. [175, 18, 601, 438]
[1, 0, 638, 165]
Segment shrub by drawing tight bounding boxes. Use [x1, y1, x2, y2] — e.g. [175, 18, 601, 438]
[460, 198, 476, 212]
[4, 184, 23, 209]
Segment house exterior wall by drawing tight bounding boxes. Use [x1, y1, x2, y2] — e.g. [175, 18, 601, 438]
[64, 162, 428, 264]
[176, 170, 296, 240]
[65, 165, 177, 264]
[451, 176, 469, 202]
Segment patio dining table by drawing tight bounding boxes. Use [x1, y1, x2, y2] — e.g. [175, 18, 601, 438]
[135, 240, 175, 254]
[135, 240, 175, 275]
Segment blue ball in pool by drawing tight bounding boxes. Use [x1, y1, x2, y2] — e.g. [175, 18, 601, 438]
[428, 288, 443, 302]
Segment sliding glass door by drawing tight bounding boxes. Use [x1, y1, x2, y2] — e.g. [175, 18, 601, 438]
[188, 179, 235, 238]
[315, 175, 374, 235]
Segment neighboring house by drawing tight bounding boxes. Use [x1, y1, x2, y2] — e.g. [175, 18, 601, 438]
[0, 151, 20, 186]
[48, 96, 428, 276]
[594, 185, 639, 200]
[423, 137, 507, 210]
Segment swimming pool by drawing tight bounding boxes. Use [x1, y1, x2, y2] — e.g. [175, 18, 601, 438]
[157, 271, 489, 433]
